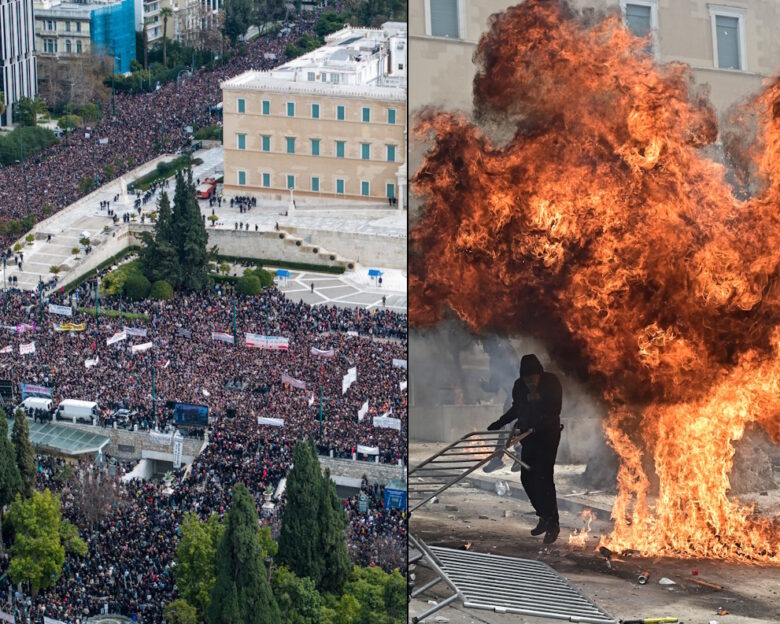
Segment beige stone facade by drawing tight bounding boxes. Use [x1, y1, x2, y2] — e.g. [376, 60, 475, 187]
[222, 24, 407, 206]
[410, 0, 780, 122]
[34, 2, 92, 57]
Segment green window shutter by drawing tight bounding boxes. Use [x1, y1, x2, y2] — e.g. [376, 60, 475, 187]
[237, 134, 246, 150]
[312, 103, 320, 119]
[386, 145, 395, 162]
[237, 98, 245, 113]
[388, 108, 396, 124]
[386, 183, 395, 198]
[336, 141, 345, 158]
[238, 171, 246, 185]
[287, 175, 295, 189]
[287, 102, 295, 117]
[311, 177, 319, 192]
[311, 139, 320, 156]
[262, 173, 270, 187]
[361, 143, 370, 160]
[262, 135, 270, 152]
[361, 181, 369, 196]
[362, 107, 370, 122]
[262, 100, 270, 115]
[286, 137, 295, 154]
[336, 179, 344, 194]
[337, 105, 345, 120]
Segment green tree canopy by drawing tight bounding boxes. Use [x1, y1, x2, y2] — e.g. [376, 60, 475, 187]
[342, 566, 405, 624]
[271, 566, 322, 624]
[150, 279, 174, 300]
[224, 0, 252, 44]
[237, 274, 262, 295]
[125, 272, 152, 301]
[11, 410, 36, 498]
[163, 599, 198, 624]
[175, 512, 224, 620]
[318, 468, 351, 593]
[141, 191, 182, 288]
[7, 489, 86, 596]
[208, 484, 280, 624]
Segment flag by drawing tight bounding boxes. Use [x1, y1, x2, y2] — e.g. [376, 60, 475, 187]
[358, 400, 369, 422]
[308, 394, 315, 406]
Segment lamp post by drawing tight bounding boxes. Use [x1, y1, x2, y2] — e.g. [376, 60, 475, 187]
[318, 386, 323, 438]
[95, 275, 99, 333]
[38, 277, 43, 321]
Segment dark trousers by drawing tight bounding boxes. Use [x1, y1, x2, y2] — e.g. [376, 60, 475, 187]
[520, 438, 560, 525]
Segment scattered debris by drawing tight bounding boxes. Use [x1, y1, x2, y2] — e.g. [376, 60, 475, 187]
[659, 577, 676, 586]
[638, 571, 650, 585]
[495, 480, 511, 496]
[427, 600, 438, 606]
[445, 505, 458, 512]
[691, 578, 723, 591]
[504, 510, 513, 518]
[692, 568, 699, 576]
[463, 542, 472, 551]
[433, 617, 450, 623]
[478, 514, 489, 519]
[622, 549, 640, 558]
[599, 546, 613, 559]
[717, 608, 729, 615]
[621, 618, 678, 624]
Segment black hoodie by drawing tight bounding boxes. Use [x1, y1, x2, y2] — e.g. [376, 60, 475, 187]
[493, 354, 562, 450]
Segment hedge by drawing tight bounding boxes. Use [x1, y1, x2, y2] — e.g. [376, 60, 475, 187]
[78, 308, 149, 321]
[216, 255, 346, 275]
[125, 273, 151, 300]
[129, 156, 203, 192]
[61, 246, 141, 294]
[237, 274, 262, 295]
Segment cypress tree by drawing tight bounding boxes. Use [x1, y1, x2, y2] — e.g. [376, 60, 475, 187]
[141, 191, 182, 288]
[318, 466, 352, 593]
[208, 484, 279, 624]
[277, 441, 323, 585]
[11, 410, 36, 498]
[180, 170, 210, 291]
[0, 407, 23, 549]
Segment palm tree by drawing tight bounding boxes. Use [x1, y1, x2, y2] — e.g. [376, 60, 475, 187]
[161, 7, 174, 67]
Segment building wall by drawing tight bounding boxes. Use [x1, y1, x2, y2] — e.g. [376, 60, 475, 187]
[0, 0, 37, 125]
[91, 0, 136, 72]
[410, 0, 780, 123]
[35, 14, 91, 58]
[222, 89, 406, 202]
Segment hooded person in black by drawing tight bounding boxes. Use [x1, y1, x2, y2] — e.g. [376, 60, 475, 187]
[487, 354, 563, 543]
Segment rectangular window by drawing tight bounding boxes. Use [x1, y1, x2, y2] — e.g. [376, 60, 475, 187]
[262, 100, 270, 115]
[386, 183, 395, 199]
[337, 105, 345, 121]
[286, 137, 295, 154]
[336, 179, 345, 194]
[361, 143, 370, 160]
[430, 0, 459, 38]
[625, 3, 651, 38]
[362, 107, 370, 123]
[307, 71, 315, 81]
[287, 175, 295, 190]
[331, 73, 339, 83]
[311, 103, 320, 119]
[387, 108, 396, 125]
[262, 172, 270, 187]
[65, 21, 70, 32]
[361, 181, 370, 196]
[336, 141, 345, 158]
[287, 101, 295, 117]
[238, 170, 246, 186]
[237, 134, 246, 150]
[311, 139, 320, 156]
[386, 145, 396, 162]
[261, 135, 270, 152]
[237, 98, 245, 113]
[76, 22, 81, 32]
[311, 177, 320, 192]
[715, 14, 741, 69]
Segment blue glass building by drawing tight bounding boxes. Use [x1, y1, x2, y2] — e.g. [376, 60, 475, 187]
[90, 0, 135, 73]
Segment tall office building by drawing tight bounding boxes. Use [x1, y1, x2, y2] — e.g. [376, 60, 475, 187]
[0, 0, 37, 125]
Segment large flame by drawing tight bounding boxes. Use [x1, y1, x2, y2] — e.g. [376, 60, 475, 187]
[410, 0, 780, 562]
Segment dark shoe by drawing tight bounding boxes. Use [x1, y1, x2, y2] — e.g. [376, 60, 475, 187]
[510, 459, 523, 472]
[543, 524, 560, 544]
[482, 456, 505, 473]
[530, 518, 548, 536]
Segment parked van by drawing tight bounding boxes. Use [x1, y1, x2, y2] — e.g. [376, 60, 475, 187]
[17, 397, 53, 414]
[57, 399, 98, 424]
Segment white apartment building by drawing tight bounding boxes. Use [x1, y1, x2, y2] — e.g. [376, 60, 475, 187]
[1, 0, 37, 125]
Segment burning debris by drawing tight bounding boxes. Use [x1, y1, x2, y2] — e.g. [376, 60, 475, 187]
[410, 0, 780, 563]
[568, 508, 595, 548]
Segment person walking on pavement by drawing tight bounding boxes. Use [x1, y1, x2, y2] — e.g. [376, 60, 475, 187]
[486, 354, 563, 543]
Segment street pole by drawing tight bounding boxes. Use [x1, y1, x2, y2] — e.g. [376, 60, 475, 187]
[319, 386, 323, 438]
[38, 277, 43, 321]
[95, 275, 99, 333]
[233, 298, 237, 343]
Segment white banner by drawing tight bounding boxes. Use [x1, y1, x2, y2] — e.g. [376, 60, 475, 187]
[281, 373, 306, 390]
[0, 345, 11, 354]
[358, 400, 369, 422]
[20, 341, 35, 355]
[48, 303, 72, 317]
[131, 341, 153, 354]
[45, 616, 66, 624]
[342, 366, 357, 395]
[212, 332, 234, 344]
[257, 416, 284, 427]
[149, 431, 173, 446]
[0, 612, 14, 623]
[373, 415, 401, 431]
[347, 330, 359, 337]
[85, 356, 100, 368]
[246, 333, 289, 350]
[400, 380, 407, 391]
[392, 359, 407, 369]
[357, 444, 379, 456]
[173, 432, 183, 469]
[310, 347, 334, 358]
[107, 330, 127, 346]
[308, 394, 315, 406]
[124, 326, 148, 337]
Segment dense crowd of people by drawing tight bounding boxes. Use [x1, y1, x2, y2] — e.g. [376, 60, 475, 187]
[0, 282, 407, 623]
[0, 5, 342, 247]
